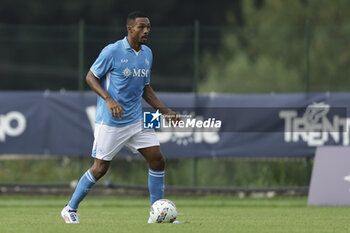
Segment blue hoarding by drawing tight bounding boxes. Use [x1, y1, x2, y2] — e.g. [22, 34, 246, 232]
[0, 91, 349, 158]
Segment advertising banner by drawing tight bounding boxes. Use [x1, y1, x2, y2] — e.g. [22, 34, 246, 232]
[0, 91, 349, 158]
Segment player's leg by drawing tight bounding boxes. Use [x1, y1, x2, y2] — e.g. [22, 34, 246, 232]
[126, 125, 163, 205]
[61, 158, 110, 223]
[138, 146, 165, 206]
[62, 122, 129, 223]
[68, 158, 110, 209]
[121, 123, 162, 223]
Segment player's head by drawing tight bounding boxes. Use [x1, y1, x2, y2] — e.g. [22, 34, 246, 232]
[126, 11, 150, 45]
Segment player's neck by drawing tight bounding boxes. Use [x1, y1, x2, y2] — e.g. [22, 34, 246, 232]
[127, 36, 141, 52]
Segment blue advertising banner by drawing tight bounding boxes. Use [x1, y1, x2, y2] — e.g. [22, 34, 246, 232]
[0, 91, 349, 158]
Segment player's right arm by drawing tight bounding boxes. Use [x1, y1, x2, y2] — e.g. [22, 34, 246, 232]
[86, 70, 124, 119]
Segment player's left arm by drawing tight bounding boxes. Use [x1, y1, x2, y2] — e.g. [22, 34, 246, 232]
[143, 84, 180, 122]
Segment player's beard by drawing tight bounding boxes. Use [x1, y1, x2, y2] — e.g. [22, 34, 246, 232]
[140, 36, 148, 44]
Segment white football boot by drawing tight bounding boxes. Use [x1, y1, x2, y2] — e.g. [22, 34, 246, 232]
[61, 205, 80, 224]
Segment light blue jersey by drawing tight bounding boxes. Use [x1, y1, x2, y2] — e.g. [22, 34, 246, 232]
[91, 37, 152, 127]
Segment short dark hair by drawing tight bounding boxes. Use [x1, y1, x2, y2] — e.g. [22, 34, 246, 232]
[127, 11, 148, 25]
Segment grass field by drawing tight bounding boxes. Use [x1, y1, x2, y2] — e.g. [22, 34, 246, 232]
[0, 195, 349, 233]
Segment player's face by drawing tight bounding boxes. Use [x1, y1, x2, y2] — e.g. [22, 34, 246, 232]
[129, 17, 151, 44]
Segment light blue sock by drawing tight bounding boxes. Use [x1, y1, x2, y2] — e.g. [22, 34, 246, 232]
[148, 169, 165, 206]
[68, 169, 96, 209]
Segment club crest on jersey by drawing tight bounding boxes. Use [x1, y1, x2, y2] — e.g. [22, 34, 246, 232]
[145, 58, 150, 66]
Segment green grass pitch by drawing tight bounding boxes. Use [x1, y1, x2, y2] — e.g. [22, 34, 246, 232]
[0, 195, 350, 233]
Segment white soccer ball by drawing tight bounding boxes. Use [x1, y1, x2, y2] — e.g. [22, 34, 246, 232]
[149, 199, 177, 223]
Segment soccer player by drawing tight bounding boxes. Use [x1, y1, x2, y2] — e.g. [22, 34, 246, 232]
[61, 11, 179, 224]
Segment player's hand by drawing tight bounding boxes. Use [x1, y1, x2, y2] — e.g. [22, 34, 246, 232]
[105, 96, 124, 119]
[164, 109, 181, 123]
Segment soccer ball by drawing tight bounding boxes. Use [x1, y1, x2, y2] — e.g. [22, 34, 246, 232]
[149, 199, 177, 223]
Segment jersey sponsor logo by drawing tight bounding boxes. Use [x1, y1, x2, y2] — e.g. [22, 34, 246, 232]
[0, 111, 27, 142]
[121, 59, 128, 63]
[122, 67, 150, 78]
[132, 68, 150, 78]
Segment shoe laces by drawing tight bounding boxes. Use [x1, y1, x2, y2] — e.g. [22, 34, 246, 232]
[68, 210, 80, 221]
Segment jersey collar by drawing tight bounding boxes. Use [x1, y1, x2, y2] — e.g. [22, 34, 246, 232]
[122, 36, 144, 52]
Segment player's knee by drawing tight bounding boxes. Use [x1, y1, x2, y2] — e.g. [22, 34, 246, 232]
[157, 156, 165, 170]
[91, 163, 109, 180]
[151, 153, 165, 171]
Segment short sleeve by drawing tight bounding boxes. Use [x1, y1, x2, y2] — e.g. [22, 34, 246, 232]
[90, 45, 114, 79]
[145, 71, 151, 85]
[145, 50, 153, 85]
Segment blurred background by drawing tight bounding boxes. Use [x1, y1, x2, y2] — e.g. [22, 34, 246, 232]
[1, 0, 349, 195]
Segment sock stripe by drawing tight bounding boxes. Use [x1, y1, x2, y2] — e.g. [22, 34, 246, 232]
[149, 174, 164, 177]
[88, 169, 97, 182]
[149, 171, 165, 176]
[149, 173, 165, 178]
[149, 169, 165, 174]
[149, 169, 165, 177]
[85, 173, 95, 183]
[85, 170, 96, 183]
